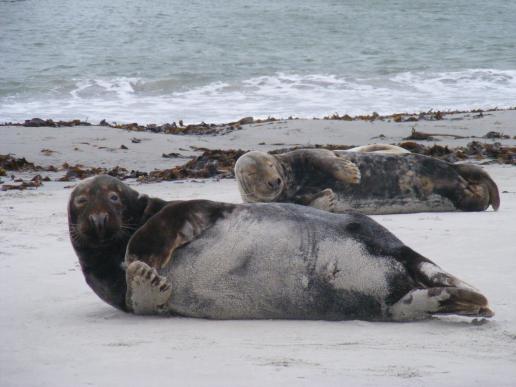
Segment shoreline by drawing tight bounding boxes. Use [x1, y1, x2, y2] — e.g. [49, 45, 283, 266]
[2, 106, 516, 133]
[1, 108, 515, 191]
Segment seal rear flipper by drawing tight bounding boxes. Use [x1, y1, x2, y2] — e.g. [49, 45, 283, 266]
[453, 164, 500, 211]
[388, 287, 494, 321]
[294, 188, 337, 212]
[415, 261, 480, 293]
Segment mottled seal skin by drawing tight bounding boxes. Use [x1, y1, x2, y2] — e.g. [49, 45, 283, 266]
[125, 200, 493, 321]
[68, 175, 168, 311]
[68, 176, 493, 321]
[235, 149, 500, 214]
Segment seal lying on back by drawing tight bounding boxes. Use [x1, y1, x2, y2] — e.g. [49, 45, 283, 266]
[69, 175, 493, 321]
[234, 149, 500, 214]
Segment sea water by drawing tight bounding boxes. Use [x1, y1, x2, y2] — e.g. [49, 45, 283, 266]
[1, 0, 515, 123]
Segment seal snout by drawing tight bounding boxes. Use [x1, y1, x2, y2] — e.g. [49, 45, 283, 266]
[89, 212, 109, 237]
[267, 178, 282, 190]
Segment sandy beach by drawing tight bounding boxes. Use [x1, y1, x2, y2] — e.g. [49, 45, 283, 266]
[1, 111, 516, 386]
[2, 109, 515, 171]
[3, 0, 516, 384]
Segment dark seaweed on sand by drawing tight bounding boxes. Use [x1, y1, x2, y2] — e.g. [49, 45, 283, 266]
[1, 141, 514, 191]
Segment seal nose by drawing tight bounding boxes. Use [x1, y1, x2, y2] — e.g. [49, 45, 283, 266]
[267, 178, 282, 190]
[89, 212, 109, 236]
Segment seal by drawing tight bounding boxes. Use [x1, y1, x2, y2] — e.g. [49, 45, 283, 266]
[68, 175, 169, 310]
[69, 176, 493, 321]
[344, 144, 410, 154]
[234, 149, 500, 214]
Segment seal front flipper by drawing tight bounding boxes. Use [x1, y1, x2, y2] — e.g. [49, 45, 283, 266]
[126, 261, 172, 314]
[124, 200, 232, 313]
[328, 157, 361, 184]
[298, 149, 361, 184]
[125, 200, 231, 269]
[294, 188, 337, 212]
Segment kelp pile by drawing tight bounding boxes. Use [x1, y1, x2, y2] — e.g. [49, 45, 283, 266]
[1, 140, 514, 191]
[0, 149, 247, 190]
[399, 141, 516, 164]
[141, 148, 246, 182]
[2, 116, 278, 136]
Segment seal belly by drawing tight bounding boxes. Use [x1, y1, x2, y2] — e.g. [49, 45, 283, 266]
[161, 204, 409, 320]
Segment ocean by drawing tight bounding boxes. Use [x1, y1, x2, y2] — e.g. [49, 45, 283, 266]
[1, 0, 515, 124]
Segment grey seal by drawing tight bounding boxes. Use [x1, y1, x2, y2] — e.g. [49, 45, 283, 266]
[234, 149, 500, 214]
[68, 176, 493, 321]
[344, 144, 411, 154]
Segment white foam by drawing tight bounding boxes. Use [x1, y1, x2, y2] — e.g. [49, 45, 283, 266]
[1, 69, 515, 124]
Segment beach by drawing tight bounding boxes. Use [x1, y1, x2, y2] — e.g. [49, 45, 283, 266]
[2, 109, 515, 172]
[2, 0, 516, 383]
[1, 111, 515, 386]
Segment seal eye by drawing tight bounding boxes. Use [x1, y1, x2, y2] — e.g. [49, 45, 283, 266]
[74, 196, 87, 207]
[109, 193, 119, 203]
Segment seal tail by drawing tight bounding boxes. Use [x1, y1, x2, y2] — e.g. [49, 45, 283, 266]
[453, 164, 500, 211]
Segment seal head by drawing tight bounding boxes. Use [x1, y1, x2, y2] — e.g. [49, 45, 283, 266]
[234, 151, 285, 203]
[68, 175, 139, 247]
[68, 175, 167, 310]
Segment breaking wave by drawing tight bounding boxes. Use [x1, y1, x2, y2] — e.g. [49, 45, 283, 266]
[1, 69, 515, 124]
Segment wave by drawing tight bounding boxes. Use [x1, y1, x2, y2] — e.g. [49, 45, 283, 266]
[1, 69, 515, 124]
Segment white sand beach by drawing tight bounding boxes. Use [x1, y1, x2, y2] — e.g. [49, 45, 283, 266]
[1, 111, 515, 386]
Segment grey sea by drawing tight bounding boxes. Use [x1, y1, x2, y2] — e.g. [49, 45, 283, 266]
[1, 0, 515, 123]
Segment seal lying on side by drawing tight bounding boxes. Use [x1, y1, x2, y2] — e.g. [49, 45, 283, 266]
[69, 175, 493, 321]
[344, 144, 410, 154]
[234, 149, 500, 214]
